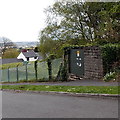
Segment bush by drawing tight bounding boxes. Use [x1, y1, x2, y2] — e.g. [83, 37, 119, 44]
[103, 72, 116, 82]
[60, 64, 67, 81]
[56, 60, 68, 82]
[101, 44, 120, 74]
[2, 49, 20, 58]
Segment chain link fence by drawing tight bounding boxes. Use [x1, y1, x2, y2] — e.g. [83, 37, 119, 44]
[1, 58, 62, 83]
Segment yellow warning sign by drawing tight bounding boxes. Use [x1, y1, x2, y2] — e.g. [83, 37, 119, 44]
[77, 51, 80, 54]
[77, 51, 80, 57]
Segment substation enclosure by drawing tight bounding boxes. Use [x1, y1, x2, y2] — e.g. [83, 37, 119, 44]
[69, 48, 84, 77]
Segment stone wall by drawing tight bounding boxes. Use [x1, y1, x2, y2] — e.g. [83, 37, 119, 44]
[83, 46, 103, 80]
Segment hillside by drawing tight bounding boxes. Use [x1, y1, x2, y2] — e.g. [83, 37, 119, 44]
[15, 41, 38, 48]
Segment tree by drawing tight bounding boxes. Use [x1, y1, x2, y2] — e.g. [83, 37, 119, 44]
[43, 1, 91, 44]
[1, 37, 16, 48]
[87, 2, 120, 44]
[34, 47, 39, 52]
[2, 49, 20, 59]
[39, 1, 120, 56]
[0, 37, 16, 54]
[39, 35, 62, 58]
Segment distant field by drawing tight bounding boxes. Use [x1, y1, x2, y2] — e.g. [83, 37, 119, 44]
[0, 62, 23, 69]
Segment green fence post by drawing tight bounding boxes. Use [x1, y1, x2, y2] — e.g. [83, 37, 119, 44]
[25, 64, 28, 81]
[34, 60, 38, 81]
[47, 58, 52, 81]
[16, 65, 19, 82]
[8, 67, 10, 82]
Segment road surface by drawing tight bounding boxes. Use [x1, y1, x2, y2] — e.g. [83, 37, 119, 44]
[2, 91, 118, 118]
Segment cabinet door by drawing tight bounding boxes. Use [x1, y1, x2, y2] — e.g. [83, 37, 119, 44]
[69, 49, 84, 77]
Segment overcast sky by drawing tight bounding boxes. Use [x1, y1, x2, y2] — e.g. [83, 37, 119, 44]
[0, 0, 55, 42]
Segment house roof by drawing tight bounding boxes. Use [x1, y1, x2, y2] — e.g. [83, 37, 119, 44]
[22, 51, 38, 58]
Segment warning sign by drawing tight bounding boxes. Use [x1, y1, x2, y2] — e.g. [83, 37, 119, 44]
[77, 51, 80, 57]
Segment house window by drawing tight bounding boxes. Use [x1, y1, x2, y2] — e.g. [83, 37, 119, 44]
[27, 57, 29, 61]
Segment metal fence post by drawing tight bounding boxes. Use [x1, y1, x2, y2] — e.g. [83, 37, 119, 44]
[47, 58, 52, 81]
[8, 67, 10, 82]
[34, 61, 38, 81]
[25, 64, 28, 81]
[16, 65, 19, 82]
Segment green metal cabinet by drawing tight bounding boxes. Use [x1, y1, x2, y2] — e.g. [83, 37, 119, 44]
[69, 48, 84, 77]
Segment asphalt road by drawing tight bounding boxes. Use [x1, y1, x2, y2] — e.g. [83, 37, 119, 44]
[2, 91, 118, 118]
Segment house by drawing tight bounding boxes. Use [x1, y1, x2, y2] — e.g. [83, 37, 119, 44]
[17, 50, 39, 62]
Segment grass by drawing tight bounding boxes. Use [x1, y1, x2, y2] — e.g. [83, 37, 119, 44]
[1, 85, 119, 94]
[0, 62, 23, 69]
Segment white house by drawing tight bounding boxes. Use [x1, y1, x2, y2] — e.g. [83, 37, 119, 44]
[17, 50, 39, 62]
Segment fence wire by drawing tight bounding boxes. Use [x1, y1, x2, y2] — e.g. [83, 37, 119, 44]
[1, 58, 62, 82]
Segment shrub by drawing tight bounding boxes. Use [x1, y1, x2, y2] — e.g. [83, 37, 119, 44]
[60, 64, 67, 81]
[56, 60, 68, 82]
[2, 49, 20, 58]
[101, 44, 120, 74]
[103, 72, 116, 82]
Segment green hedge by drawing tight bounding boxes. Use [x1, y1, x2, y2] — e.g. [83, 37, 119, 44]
[101, 44, 120, 74]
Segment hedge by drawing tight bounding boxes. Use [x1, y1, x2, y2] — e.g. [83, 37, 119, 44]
[101, 44, 120, 74]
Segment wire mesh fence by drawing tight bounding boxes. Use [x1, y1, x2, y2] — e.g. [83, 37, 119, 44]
[1, 58, 62, 83]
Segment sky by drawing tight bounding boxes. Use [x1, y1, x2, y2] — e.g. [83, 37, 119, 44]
[0, 0, 55, 42]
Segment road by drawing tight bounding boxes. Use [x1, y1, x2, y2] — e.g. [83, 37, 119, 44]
[2, 91, 118, 118]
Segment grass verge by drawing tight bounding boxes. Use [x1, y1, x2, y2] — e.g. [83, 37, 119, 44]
[1, 85, 119, 94]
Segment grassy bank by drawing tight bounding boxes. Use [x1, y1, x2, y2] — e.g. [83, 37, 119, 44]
[1, 85, 119, 94]
[0, 62, 22, 69]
